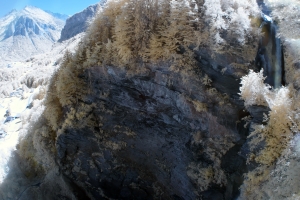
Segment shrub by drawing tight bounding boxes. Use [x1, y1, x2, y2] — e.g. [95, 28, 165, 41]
[239, 69, 270, 107]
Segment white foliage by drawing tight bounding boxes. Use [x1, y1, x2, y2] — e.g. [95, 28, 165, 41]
[239, 69, 270, 107]
[204, 0, 259, 45]
[240, 70, 292, 114]
[204, 0, 227, 30]
[239, 69, 300, 199]
[229, 7, 251, 44]
[264, 0, 300, 40]
[0, 123, 19, 183]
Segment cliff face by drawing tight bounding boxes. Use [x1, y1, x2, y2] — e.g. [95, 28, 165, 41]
[54, 62, 247, 199]
[3, 62, 249, 199]
[58, 4, 100, 42]
[0, 53, 255, 199]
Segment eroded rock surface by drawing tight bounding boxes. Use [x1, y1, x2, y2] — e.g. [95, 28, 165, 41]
[51, 63, 248, 199]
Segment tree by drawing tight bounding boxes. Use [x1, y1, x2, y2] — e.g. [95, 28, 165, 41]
[114, 0, 135, 64]
[148, 0, 197, 61]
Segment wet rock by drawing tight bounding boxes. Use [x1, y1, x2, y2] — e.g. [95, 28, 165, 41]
[200, 189, 224, 200]
[247, 105, 270, 124]
[194, 49, 248, 99]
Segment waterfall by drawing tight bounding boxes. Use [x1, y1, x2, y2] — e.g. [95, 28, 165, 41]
[272, 23, 284, 88]
[256, 0, 284, 88]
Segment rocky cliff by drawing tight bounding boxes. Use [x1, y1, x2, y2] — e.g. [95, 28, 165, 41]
[0, 58, 251, 200]
[58, 4, 100, 42]
[53, 63, 248, 199]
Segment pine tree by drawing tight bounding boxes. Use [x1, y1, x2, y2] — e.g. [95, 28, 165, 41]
[61, 50, 73, 68]
[132, 0, 159, 61]
[114, 0, 135, 64]
[149, 0, 197, 61]
[147, 0, 171, 60]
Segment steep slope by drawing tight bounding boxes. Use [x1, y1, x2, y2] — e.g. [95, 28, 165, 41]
[0, 6, 65, 62]
[58, 4, 101, 42]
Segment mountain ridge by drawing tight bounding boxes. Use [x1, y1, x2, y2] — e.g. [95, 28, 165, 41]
[45, 10, 69, 21]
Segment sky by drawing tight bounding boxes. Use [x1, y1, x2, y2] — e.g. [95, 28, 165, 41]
[0, 0, 101, 17]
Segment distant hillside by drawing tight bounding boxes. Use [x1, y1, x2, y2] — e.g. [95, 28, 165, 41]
[45, 10, 69, 21]
[58, 3, 101, 42]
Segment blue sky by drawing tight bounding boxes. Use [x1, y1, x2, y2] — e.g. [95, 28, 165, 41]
[0, 0, 101, 17]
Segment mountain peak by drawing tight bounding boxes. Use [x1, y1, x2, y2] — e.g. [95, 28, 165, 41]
[22, 5, 42, 13]
[7, 9, 17, 15]
[24, 5, 37, 9]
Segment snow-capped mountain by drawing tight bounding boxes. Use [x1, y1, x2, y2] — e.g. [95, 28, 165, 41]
[0, 6, 66, 62]
[45, 10, 69, 21]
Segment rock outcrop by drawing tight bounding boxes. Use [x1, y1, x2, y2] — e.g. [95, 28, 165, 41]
[53, 63, 247, 199]
[0, 54, 254, 199]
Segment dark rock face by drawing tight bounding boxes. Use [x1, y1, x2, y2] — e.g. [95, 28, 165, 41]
[53, 63, 248, 199]
[194, 48, 252, 100]
[58, 4, 100, 42]
[0, 45, 259, 199]
[0, 1, 270, 199]
[247, 105, 270, 124]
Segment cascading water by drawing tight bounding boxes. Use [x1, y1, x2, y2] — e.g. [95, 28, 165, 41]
[256, 0, 284, 88]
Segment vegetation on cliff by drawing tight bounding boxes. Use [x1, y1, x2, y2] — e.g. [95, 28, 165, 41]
[45, 0, 259, 132]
